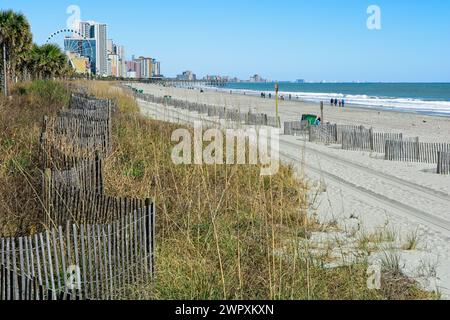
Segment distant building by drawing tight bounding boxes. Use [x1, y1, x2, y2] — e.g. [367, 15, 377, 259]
[204, 75, 226, 81]
[250, 74, 266, 83]
[135, 57, 153, 79]
[75, 21, 108, 76]
[126, 71, 137, 79]
[64, 38, 97, 74]
[126, 60, 141, 78]
[124, 56, 161, 79]
[105, 39, 127, 77]
[152, 59, 161, 77]
[107, 39, 114, 55]
[108, 54, 120, 77]
[93, 23, 108, 76]
[177, 71, 196, 81]
[79, 21, 93, 38]
[116, 46, 126, 77]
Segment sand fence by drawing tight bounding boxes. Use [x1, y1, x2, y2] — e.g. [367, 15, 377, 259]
[1, 94, 156, 300]
[132, 89, 281, 128]
[283, 119, 450, 175]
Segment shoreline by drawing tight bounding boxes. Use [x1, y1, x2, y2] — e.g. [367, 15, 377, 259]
[134, 87, 450, 298]
[138, 82, 450, 143]
[206, 85, 450, 118]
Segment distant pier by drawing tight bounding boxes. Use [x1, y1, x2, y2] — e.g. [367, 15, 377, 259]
[128, 78, 229, 88]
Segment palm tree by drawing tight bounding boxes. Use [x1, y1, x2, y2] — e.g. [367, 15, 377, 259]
[28, 44, 71, 79]
[1, 10, 72, 83]
[0, 10, 33, 83]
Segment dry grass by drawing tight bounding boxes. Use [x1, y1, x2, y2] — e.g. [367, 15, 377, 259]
[0, 80, 437, 300]
[0, 80, 70, 236]
[87, 81, 435, 300]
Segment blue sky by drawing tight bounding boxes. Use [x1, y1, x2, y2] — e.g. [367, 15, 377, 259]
[1, 0, 449, 82]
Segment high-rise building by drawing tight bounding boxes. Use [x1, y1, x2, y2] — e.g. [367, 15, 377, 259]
[107, 39, 114, 54]
[126, 60, 141, 78]
[76, 21, 108, 76]
[135, 57, 153, 79]
[93, 23, 108, 76]
[152, 59, 161, 77]
[108, 54, 119, 77]
[177, 71, 196, 81]
[124, 56, 160, 79]
[79, 21, 93, 38]
[117, 46, 126, 78]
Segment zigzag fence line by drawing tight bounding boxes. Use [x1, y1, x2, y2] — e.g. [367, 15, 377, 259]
[1, 93, 156, 300]
[283, 118, 449, 174]
[131, 88, 281, 128]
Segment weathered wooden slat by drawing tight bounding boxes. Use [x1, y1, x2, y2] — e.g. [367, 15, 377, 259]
[72, 224, 82, 299]
[45, 230, 56, 300]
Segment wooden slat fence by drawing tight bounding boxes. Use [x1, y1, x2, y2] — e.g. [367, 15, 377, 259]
[131, 87, 450, 174]
[341, 126, 407, 153]
[386, 140, 450, 164]
[437, 152, 450, 175]
[133, 90, 281, 127]
[0, 206, 155, 300]
[309, 124, 338, 144]
[40, 94, 114, 168]
[284, 120, 310, 136]
[0, 93, 156, 301]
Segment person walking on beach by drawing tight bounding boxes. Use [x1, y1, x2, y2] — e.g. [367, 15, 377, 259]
[334, 99, 338, 106]
[339, 100, 342, 107]
[330, 98, 334, 106]
[342, 99, 345, 107]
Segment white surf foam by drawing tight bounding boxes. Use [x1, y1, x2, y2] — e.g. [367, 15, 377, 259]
[213, 87, 450, 116]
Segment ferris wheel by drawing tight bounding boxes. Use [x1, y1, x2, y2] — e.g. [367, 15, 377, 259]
[46, 28, 95, 75]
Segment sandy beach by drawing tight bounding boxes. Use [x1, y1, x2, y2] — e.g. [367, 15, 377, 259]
[135, 83, 450, 143]
[133, 82, 450, 298]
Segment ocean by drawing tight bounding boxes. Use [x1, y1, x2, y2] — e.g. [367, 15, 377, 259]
[220, 82, 450, 117]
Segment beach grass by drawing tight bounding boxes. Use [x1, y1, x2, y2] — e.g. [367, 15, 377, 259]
[0, 80, 71, 236]
[87, 81, 435, 300]
[0, 79, 437, 300]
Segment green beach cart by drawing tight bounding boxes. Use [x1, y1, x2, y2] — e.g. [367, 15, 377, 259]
[301, 114, 320, 126]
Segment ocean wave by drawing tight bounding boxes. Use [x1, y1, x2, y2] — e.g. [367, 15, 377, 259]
[215, 87, 450, 115]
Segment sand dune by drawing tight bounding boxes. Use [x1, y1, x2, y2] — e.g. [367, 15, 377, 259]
[133, 83, 450, 298]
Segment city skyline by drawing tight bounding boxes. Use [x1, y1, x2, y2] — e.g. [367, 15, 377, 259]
[1, 0, 450, 82]
[63, 19, 162, 78]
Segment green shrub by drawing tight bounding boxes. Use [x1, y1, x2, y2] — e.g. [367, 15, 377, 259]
[27, 80, 70, 106]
